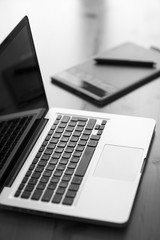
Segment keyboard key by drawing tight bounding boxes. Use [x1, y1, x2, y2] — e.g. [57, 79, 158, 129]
[50, 176, 60, 183]
[65, 168, 74, 175]
[75, 147, 95, 177]
[59, 158, 69, 165]
[37, 183, 46, 190]
[70, 157, 80, 163]
[85, 119, 96, 130]
[42, 189, 54, 202]
[54, 170, 63, 177]
[90, 134, 100, 141]
[71, 176, 82, 185]
[40, 177, 50, 184]
[31, 189, 43, 200]
[57, 164, 66, 171]
[21, 191, 31, 199]
[59, 181, 68, 188]
[61, 116, 70, 123]
[49, 158, 58, 165]
[68, 163, 77, 169]
[66, 190, 76, 198]
[41, 154, 50, 161]
[62, 174, 71, 182]
[28, 178, 38, 185]
[32, 172, 41, 179]
[38, 160, 47, 167]
[52, 194, 63, 204]
[87, 140, 98, 147]
[48, 183, 57, 190]
[68, 184, 79, 191]
[102, 120, 107, 125]
[43, 170, 52, 177]
[62, 197, 74, 205]
[46, 164, 55, 171]
[56, 187, 65, 195]
[25, 184, 34, 192]
[14, 190, 21, 197]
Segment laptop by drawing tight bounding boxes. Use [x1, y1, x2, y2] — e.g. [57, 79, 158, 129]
[0, 16, 156, 226]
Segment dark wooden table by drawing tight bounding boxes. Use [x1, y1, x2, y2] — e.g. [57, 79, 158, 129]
[0, 0, 160, 239]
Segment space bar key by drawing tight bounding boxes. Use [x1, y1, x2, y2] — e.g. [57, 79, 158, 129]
[75, 146, 95, 177]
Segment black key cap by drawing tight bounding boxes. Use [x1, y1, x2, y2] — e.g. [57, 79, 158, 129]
[56, 187, 65, 195]
[43, 170, 52, 177]
[38, 160, 48, 167]
[46, 164, 55, 171]
[31, 189, 43, 200]
[90, 134, 100, 141]
[40, 177, 50, 184]
[75, 147, 95, 177]
[25, 184, 34, 192]
[47, 143, 56, 149]
[60, 158, 69, 165]
[75, 145, 84, 151]
[21, 191, 31, 199]
[73, 151, 82, 157]
[32, 172, 41, 179]
[68, 163, 77, 169]
[69, 184, 79, 191]
[42, 189, 54, 202]
[50, 176, 60, 184]
[65, 168, 74, 175]
[61, 116, 70, 123]
[37, 183, 46, 190]
[52, 194, 62, 204]
[57, 164, 66, 171]
[32, 158, 39, 164]
[77, 117, 88, 122]
[35, 166, 44, 172]
[71, 176, 82, 185]
[49, 158, 58, 165]
[14, 190, 21, 197]
[22, 176, 28, 184]
[59, 181, 68, 188]
[62, 174, 71, 182]
[48, 183, 57, 190]
[70, 157, 80, 163]
[58, 142, 67, 148]
[54, 170, 63, 177]
[41, 154, 50, 161]
[102, 120, 107, 125]
[62, 197, 74, 205]
[78, 140, 87, 146]
[67, 141, 76, 148]
[66, 190, 76, 198]
[28, 178, 38, 185]
[85, 119, 96, 130]
[87, 140, 98, 147]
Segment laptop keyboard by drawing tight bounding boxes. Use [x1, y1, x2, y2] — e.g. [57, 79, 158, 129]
[0, 116, 32, 170]
[14, 114, 106, 205]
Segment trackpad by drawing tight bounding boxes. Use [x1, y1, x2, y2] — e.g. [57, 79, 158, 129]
[94, 145, 144, 181]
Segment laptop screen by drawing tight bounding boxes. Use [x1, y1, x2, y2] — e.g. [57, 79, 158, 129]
[0, 17, 48, 116]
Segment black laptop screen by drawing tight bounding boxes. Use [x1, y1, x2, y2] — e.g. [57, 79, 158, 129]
[0, 17, 48, 116]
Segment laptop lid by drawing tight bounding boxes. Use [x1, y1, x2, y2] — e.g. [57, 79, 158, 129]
[0, 16, 48, 116]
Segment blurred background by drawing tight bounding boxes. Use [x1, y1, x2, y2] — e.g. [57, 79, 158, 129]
[0, 0, 160, 108]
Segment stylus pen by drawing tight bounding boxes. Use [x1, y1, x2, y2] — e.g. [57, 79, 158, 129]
[94, 58, 156, 68]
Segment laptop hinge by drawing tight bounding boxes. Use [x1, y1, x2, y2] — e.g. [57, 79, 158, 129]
[0, 118, 48, 191]
[37, 108, 48, 119]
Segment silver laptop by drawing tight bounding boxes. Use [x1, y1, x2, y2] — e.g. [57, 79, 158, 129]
[0, 16, 155, 226]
